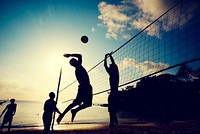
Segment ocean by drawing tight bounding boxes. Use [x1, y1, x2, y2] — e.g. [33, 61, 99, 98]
[0, 100, 110, 128]
[0, 100, 142, 131]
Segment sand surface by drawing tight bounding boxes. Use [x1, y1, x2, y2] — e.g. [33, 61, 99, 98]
[1, 119, 200, 134]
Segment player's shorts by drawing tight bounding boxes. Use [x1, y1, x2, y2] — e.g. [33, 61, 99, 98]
[3, 113, 13, 124]
[108, 92, 120, 113]
[73, 84, 93, 106]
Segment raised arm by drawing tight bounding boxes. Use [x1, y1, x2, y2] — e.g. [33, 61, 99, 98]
[104, 53, 109, 73]
[109, 53, 115, 64]
[63, 53, 82, 64]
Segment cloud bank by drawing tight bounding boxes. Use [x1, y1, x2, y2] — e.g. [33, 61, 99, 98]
[98, 1, 131, 39]
[118, 58, 169, 75]
[98, 0, 193, 39]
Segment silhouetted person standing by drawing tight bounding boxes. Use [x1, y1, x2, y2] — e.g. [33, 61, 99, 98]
[104, 53, 119, 134]
[42, 92, 61, 134]
[57, 53, 93, 123]
[0, 98, 17, 133]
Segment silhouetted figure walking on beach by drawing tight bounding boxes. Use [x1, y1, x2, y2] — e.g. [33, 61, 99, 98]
[57, 53, 93, 123]
[104, 53, 119, 134]
[42, 92, 61, 134]
[0, 98, 17, 133]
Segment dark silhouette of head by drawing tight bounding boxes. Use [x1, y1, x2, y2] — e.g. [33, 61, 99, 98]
[69, 58, 78, 67]
[49, 92, 55, 100]
[10, 98, 15, 104]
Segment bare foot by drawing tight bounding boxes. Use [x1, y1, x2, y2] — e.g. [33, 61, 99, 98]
[57, 114, 64, 124]
[71, 109, 77, 122]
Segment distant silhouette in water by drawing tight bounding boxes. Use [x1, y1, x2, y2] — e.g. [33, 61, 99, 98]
[42, 92, 61, 134]
[57, 53, 93, 124]
[0, 98, 17, 133]
[104, 52, 119, 134]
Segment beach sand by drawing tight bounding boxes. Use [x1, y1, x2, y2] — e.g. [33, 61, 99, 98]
[1, 119, 200, 134]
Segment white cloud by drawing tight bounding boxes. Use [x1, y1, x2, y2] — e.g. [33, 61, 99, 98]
[118, 58, 169, 75]
[98, 1, 131, 39]
[161, 3, 196, 32]
[98, 2, 131, 23]
[130, 16, 161, 37]
[91, 27, 95, 32]
[122, 33, 131, 39]
[98, 0, 194, 39]
[127, 0, 173, 20]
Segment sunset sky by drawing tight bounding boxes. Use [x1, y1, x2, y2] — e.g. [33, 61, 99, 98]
[0, 0, 196, 104]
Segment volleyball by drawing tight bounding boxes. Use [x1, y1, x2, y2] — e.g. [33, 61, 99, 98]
[81, 35, 89, 43]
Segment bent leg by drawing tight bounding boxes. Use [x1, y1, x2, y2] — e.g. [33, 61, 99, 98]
[57, 101, 79, 124]
[71, 102, 92, 122]
[70, 84, 93, 122]
[63, 102, 78, 115]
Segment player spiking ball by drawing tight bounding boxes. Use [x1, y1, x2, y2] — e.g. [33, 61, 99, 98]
[81, 35, 88, 43]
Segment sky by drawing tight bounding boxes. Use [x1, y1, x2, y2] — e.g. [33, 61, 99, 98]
[0, 0, 198, 103]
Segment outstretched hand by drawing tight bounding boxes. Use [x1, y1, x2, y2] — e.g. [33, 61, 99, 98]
[63, 54, 71, 58]
[105, 51, 113, 58]
[105, 53, 109, 58]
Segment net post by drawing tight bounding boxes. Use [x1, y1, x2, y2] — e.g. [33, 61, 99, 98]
[51, 67, 62, 131]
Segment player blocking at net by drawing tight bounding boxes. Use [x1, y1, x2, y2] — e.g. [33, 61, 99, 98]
[104, 52, 120, 133]
[57, 53, 93, 124]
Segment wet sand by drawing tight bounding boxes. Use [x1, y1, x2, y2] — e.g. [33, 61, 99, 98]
[1, 119, 200, 134]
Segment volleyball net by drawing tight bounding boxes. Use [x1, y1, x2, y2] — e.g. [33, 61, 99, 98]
[60, 0, 200, 103]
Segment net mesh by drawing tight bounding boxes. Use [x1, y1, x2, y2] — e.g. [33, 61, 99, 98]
[60, 0, 200, 103]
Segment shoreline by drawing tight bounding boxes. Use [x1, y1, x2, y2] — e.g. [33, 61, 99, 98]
[1, 119, 200, 134]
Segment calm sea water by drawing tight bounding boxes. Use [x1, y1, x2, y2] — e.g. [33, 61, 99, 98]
[0, 100, 110, 128]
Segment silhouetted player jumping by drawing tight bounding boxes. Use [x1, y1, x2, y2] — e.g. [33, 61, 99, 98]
[104, 52, 119, 133]
[57, 53, 93, 123]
